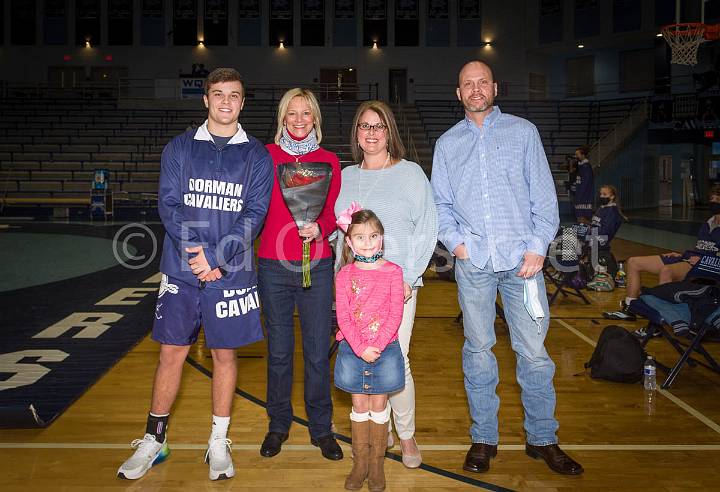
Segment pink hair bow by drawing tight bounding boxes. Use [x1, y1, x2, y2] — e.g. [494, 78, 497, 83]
[336, 202, 362, 233]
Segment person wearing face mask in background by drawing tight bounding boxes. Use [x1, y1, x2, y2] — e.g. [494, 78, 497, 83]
[258, 88, 344, 461]
[584, 185, 627, 291]
[604, 184, 720, 321]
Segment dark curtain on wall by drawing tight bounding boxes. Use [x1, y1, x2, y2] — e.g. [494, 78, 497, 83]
[270, 0, 293, 46]
[141, 0, 164, 45]
[237, 0, 260, 45]
[173, 0, 198, 46]
[574, 0, 599, 38]
[333, 0, 355, 46]
[457, 0, 481, 46]
[426, 0, 449, 46]
[204, 0, 228, 45]
[76, 0, 101, 46]
[539, 0, 563, 44]
[395, 0, 418, 46]
[109, 0, 133, 45]
[363, 0, 386, 46]
[301, 0, 324, 46]
[44, 0, 67, 45]
[12, 0, 36, 45]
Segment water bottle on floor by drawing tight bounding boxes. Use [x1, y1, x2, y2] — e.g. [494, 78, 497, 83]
[643, 356, 656, 391]
[615, 261, 626, 288]
[643, 355, 657, 415]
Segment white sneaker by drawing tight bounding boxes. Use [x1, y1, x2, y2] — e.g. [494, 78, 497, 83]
[117, 434, 169, 480]
[205, 437, 234, 480]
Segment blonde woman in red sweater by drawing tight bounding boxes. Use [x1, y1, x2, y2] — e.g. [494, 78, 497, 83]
[258, 88, 343, 460]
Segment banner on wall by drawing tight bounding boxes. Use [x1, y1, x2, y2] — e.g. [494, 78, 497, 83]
[459, 0, 480, 20]
[45, 0, 67, 17]
[180, 78, 205, 99]
[303, 0, 324, 20]
[364, 0, 385, 20]
[427, 0, 448, 19]
[335, 0, 354, 18]
[238, 0, 260, 18]
[271, 0, 292, 19]
[142, 0, 163, 17]
[77, 0, 100, 19]
[174, 0, 196, 19]
[109, 0, 133, 19]
[395, 0, 418, 20]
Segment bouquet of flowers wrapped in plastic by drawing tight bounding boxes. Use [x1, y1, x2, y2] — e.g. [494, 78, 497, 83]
[277, 161, 333, 287]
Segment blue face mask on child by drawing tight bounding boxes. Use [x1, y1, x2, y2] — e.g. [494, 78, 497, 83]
[354, 250, 384, 263]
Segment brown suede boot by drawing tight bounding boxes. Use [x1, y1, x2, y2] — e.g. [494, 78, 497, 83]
[368, 420, 389, 492]
[345, 420, 370, 490]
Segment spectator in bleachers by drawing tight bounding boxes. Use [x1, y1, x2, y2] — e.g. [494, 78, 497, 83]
[605, 184, 720, 321]
[257, 88, 344, 461]
[572, 145, 594, 224]
[197, 64, 210, 77]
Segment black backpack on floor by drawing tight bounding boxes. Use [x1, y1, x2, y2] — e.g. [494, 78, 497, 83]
[585, 325, 645, 383]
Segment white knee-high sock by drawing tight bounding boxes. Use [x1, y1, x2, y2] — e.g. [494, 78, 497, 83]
[350, 408, 370, 423]
[369, 403, 391, 424]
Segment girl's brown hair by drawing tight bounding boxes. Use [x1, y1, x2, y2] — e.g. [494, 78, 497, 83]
[350, 101, 406, 163]
[601, 184, 628, 222]
[341, 209, 385, 265]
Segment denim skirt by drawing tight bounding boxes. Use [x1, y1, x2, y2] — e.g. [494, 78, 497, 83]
[334, 339, 405, 395]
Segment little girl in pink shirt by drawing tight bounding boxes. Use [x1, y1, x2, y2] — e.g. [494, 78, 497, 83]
[334, 204, 404, 491]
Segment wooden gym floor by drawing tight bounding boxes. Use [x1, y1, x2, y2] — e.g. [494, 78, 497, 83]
[1, 234, 719, 491]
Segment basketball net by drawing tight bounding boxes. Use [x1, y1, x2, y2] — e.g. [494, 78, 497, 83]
[661, 23, 706, 66]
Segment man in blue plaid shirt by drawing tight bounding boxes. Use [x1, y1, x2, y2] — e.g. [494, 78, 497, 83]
[431, 60, 583, 476]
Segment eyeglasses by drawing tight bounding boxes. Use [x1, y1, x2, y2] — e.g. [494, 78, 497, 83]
[357, 122, 388, 133]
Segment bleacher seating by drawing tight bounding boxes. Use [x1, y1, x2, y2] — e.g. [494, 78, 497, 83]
[0, 97, 277, 210]
[414, 97, 646, 199]
[1, 93, 646, 213]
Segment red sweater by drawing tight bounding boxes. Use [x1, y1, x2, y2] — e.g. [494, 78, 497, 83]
[258, 144, 341, 260]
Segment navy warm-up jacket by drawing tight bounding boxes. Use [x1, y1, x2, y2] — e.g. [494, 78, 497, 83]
[157, 121, 273, 289]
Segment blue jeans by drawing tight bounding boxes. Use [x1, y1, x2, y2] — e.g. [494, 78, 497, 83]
[258, 257, 334, 439]
[455, 258, 559, 446]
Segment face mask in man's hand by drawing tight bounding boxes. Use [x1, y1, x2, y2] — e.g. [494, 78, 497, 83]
[523, 277, 545, 334]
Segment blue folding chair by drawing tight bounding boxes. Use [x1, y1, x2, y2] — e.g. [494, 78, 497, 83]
[628, 292, 720, 388]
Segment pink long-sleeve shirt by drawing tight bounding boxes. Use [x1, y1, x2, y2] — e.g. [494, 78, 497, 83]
[335, 261, 405, 357]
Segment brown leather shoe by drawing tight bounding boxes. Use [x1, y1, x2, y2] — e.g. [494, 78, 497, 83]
[525, 444, 584, 475]
[462, 443, 497, 473]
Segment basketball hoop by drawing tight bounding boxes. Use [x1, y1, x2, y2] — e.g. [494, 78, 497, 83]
[662, 23, 707, 66]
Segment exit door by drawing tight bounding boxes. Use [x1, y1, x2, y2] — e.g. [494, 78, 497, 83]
[319, 68, 357, 101]
[389, 69, 407, 103]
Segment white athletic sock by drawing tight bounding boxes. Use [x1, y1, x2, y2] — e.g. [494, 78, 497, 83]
[625, 297, 636, 305]
[211, 415, 230, 440]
